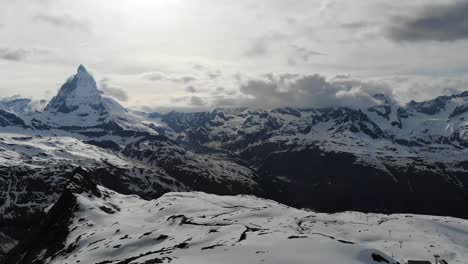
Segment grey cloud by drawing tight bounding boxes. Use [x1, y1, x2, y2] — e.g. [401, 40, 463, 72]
[212, 95, 237, 107]
[244, 32, 288, 57]
[233, 73, 242, 83]
[139, 105, 211, 113]
[214, 86, 225, 94]
[143, 72, 166, 81]
[179, 76, 196, 83]
[33, 14, 89, 31]
[192, 64, 206, 71]
[388, 1, 468, 42]
[99, 78, 129, 102]
[146, 73, 395, 111]
[190, 96, 205, 106]
[0, 94, 23, 101]
[224, 90, 237, 96]
[237, 74, 392, 109]
[319, 0, 336, 16]
[142, 72, 196, 83]
[340, 22, 371, 30]
[185, 86, 197, 93]
[0, 48, 28, 61]
[289, 44, 323, 64]
[32, 48, 50, 55]
[171, 95, 206, 107]
[443, 87, 462, 96]
[207, 71, 221, 80]
[171, 96, 189, 103]
[286, 17, 297, 25]
[212, 86, 236, 96]
[332, 74, 351, 79]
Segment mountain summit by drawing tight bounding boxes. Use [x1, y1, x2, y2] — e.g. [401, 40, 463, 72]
[45, 65, 106, 114]
[77, 64, 87, 73]
[36, 65, 151, 131]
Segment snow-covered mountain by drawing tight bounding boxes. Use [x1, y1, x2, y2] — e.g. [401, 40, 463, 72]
[1, 65, 468, 262]
[29, 65, 151, 133]
[45, 65, 105, 114]
[150, 96, 468, 218]
[4, 171, 466, 264]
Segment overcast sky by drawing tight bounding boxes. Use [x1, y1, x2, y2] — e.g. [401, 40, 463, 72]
[2, 0, 468, 111]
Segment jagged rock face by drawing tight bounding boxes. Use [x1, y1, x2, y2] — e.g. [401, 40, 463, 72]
[121, 135, 261, 195]
[4, 169, 100, 264]
[0, 110, 27, 128]
[152, 97, 468, 218]
[0, 232, 16, 263]
[45, 65, 106, 114]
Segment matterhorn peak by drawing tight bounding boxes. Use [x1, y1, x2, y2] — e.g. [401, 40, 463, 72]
[44, 64, 106, 114]
[77, 64, 88, 73]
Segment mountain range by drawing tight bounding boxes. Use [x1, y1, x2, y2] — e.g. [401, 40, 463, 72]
[0, 65, 467, 263]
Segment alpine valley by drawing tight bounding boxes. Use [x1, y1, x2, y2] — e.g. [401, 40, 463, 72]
[0, 66, 467, 263]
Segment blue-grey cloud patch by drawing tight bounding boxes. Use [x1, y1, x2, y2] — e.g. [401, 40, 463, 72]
[388, 1, 468, 42]
[0, 48, 28, 61]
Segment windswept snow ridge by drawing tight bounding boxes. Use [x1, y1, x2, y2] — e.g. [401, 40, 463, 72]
[5, 172, 467, 264]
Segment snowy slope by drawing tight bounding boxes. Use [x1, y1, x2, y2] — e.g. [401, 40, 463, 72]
[5, 172, 466, 264]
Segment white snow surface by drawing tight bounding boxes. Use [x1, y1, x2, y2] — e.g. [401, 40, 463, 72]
[51, 187, 467, 264]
